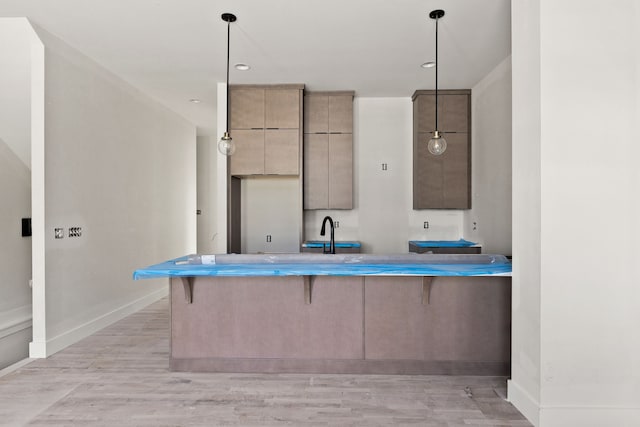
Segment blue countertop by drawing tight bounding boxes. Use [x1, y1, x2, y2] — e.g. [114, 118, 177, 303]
[409, 239, 479, 248]
[134, 253, 511, 280]
[302, 240, 361, 248]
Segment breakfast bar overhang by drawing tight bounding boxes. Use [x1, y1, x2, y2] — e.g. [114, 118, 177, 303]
[135, 254, 512, 375]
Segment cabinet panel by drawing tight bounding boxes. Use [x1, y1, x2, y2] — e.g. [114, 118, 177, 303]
[364, 276, 511, 363]
[413, 132, 470, 209]
[414, 132, 444, 208]
[265, 129, 299, 175]
[230, 88, 264, 129]
[266, 89, 300, 129]
[304, 134, 329, 209]
[415, 93, 469, 133]
[364, 277, 425, 360]
[328, 134, 353, 209]
[172, 276, 364, 360]
[328, 95, 353, 133]
[441, 133, 470, 208]
[441, 95, 469, 132]
[230, 129, 264, 175]
[304, 95, 328, 133]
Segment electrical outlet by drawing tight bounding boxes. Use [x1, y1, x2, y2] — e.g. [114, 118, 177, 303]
[381, 163, 388, 171]
[266, 235, 272, 243]
[69, 227, 82, 237]
[335, 221, 340, 228]
[424, 221, 429, 229]
[472, 221, 478, 231]
[54, 228, 64, 239]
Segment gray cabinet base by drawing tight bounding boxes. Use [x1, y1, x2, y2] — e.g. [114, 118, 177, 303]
[170, 275, 510, 376]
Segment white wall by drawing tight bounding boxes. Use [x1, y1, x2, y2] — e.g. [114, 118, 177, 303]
[29, 25, 197, 357]
[510, 1, 640, 426]
[0, 18, 33, 369]
[0, 140, 31, 368]
[241, 178, 300, 253]
[465, 56, 512, 254]
[0, 19, 31, 167]
[213, 82, 228, 254]
[196, 135, 218, 253]
[508, 1, 542, 423]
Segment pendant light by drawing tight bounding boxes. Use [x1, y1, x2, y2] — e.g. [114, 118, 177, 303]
[427, 9, 447, 156]
[218, 13, 237, 156]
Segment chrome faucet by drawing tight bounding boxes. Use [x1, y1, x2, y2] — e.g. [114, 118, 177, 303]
[320, 216, 335, 254]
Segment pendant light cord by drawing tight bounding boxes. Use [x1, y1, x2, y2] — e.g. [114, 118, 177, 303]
[225, 18, 231, 133]
[435, 15, 439, 131]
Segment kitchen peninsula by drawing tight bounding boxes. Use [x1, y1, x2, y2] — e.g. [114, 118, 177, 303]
[135, 253, 512, 375]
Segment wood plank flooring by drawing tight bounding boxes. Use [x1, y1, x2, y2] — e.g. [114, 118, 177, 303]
[0, 298, 532, 426]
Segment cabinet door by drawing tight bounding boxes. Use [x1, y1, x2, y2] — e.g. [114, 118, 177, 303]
[328, 95, 353, 133]
[415, 93, 469, 133]
[304, 95, 329, 133]
[230, 129, 264, 175]
[230, 88, 265, 129]
[364, 276, 511, 363]
[364, 277, 426, 360]
[413, 132, 470, 209]
[441, 95, 469, 132]
[441, 132, 470, 208]
[304, 134, 329, 209]
[265, 89, 300, 129]
[328, 134, 353, 209]
[265, 129, 299, 175]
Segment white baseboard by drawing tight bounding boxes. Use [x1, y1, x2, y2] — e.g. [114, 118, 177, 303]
[507, 379, 540, 426]
[0, 305, 32, 340]
[31, 287, 168, 358]
[0, 358, 33, 378]
[508, 380, 640, 427]
[539, 406, 640, 427]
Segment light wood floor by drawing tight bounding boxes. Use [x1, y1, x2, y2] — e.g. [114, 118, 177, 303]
[0, 298, 531, 426]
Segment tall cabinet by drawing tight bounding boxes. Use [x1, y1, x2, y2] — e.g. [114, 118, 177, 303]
[227, 84, 304, 253]
[303, 92, 354, 210]
[412, 89, 471, 209]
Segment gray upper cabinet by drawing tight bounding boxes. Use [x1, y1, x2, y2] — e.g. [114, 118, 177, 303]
[229, 85, 303, 176]
[230, 88, 265, 129]
[328, 95, 353, 133]
[304, 92, 354, 210]
[266, 89, 301, 129]
[412, 89, 471, 209]
[414, 92, 469, 133]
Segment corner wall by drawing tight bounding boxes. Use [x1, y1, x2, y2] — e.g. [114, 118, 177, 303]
[465, 56, 512, 255]
[508, 1, 542, 424]
[510, 1, 640, 425]
[537, 0, 639, 424]
[30, 25, 197, 356]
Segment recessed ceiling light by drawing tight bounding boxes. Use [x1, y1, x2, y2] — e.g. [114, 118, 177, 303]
[189, 99, 201, 104]
[421, 61, 436, 69]
[235, 63, 250, 71]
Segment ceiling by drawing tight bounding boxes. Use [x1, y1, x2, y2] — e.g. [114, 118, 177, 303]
[0, 0, 511, 137]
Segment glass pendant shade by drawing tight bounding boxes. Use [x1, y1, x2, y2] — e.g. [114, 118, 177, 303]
[218, 131, 236, 155]
[428, 130, 447, 156]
